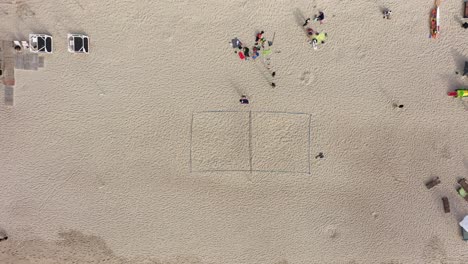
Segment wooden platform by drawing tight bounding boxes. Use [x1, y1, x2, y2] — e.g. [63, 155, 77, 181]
[4, 86, 13, 106]
[465, 0, 468, 18]
[15, 53, 44, 70]
[0, 40, 15, 86]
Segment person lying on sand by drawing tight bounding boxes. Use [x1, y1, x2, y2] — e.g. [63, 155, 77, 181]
[240, 95, 249, 104]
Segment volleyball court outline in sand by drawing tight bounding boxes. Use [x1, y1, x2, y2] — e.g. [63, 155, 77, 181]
[190, 111, 311, 174]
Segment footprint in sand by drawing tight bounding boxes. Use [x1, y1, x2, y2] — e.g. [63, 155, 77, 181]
[16, 2, 35, 19]
[423, 236, 447, 262]
[162, 31, 174, 42]
[299, 71, 314, 85]
[325, 226, 338, 238]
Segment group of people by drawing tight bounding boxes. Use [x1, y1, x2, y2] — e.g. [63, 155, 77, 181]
[231, 31, 273, 61]
[231, 31, 276, 105]
[303, 11, 327, 49]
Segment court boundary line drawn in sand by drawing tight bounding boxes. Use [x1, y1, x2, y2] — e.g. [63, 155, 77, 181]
[190, 110, 312, 174]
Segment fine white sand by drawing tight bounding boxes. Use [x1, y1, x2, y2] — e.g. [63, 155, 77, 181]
[1, 0, 468, 263]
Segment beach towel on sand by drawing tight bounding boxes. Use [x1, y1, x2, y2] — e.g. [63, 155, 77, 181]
[312, 32, 327, 43]
[261, 49, 272, 56]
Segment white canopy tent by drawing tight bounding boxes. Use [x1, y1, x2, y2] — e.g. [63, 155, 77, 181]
[68, 34, 89, 54]
[459, 216, 468, 232]
[29, 34, 53, 53]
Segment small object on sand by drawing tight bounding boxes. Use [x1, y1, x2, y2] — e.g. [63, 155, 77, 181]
[271, 71, 276, 77]
[425, 177, 441, 189]
[310, 39, 318, 50]
[231, 37, 242, 49]
[315, 152, 324, 159]
[463, 22, 468, 29]
[240, 95, 249, 104]
[306, 27, 315, 36]
[458, 178, 468, 191]
[447, 89, 468, 98]
[0, 228, 7, 242]
[442, 197, 450, 213]
[268, 32, 275, 46]
[238, 51, 245, 60]
[458, 187, 468, 200]
[271, 82, 276, 87]
[21, 40, 29, 49]
[429, 1, 440, 39]
[13, 40, 22, 52]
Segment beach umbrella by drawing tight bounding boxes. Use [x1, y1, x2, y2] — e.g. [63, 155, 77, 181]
[459, 215, 468, 232]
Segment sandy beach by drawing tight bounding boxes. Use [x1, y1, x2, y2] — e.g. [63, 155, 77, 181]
[1, 0, 468, 263]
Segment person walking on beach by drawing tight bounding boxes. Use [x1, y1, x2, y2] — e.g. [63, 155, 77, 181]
[392, 103, 404, 109]
[383, 9, 392, 19]
[255, 31, 265, 43]
[240, 95, 249, 104]
[314, 11, 325, 24]
[303, 18, 311, 27]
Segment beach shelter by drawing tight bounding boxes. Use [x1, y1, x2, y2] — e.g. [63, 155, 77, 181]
[459, 216, 468, 240]
[29, 34, 53, 53]
[68, 34, 89, 54]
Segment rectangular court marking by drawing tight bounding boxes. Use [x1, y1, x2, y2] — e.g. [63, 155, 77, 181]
[191, 111, 312, 174]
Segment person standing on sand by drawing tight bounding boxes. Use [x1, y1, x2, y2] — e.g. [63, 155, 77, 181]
[255, 31, 264, 43]
[383, 9, 392, 19]
[243, 47, 250, 60]
[314, 11, 325, 24]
